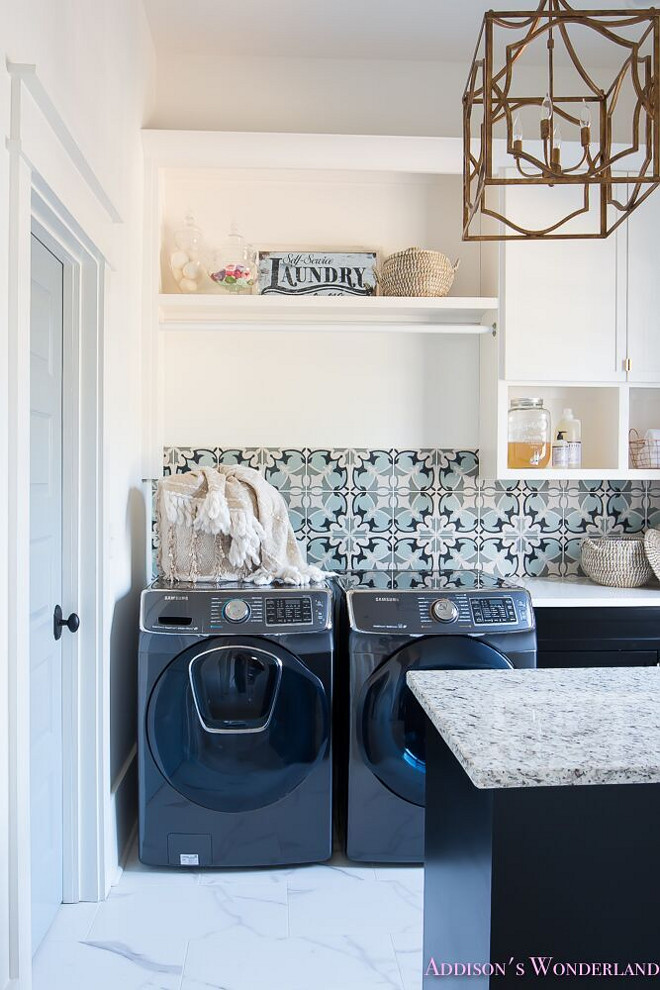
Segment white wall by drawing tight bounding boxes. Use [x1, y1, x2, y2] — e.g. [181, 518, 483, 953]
[158, 167, 486, 450]
[0, 46, 11, 990]
[148, 53, 636, 141]
[162, 330, 479, 448]
[0, 3, 155, 980]
[149, 54, 467, 136]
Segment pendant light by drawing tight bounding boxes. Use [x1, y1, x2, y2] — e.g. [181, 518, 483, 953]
[463, 0, 660, 239]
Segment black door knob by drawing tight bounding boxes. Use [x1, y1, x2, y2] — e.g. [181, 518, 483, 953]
[53, 605, 80, 641]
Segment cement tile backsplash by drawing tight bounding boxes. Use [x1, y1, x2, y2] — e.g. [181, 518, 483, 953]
[155, 448, 660, 580]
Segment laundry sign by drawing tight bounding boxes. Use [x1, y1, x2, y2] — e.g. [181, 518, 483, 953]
[258, 251, 377, 296]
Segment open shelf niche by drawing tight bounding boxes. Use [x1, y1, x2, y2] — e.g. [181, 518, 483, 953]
[142, 132, 499, 476]
[479, 380, 660, 481]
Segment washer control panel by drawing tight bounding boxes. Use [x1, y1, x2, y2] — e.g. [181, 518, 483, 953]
[223, 599, 251, 623]
[470, 596, 518, 626]
[347, 588, 533, 635]
[141, 586, 331, 635]
[431, 598, 460, 623]
[265, 597, 313, 626]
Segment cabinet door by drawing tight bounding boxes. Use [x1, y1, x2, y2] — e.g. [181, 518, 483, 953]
[626, 189, 660, 383]
[501, 184, 626, 382]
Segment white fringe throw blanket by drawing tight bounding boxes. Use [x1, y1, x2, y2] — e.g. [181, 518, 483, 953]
[157, 464, 325, 586]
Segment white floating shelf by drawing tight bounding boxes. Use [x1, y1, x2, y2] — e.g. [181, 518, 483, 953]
[157, 293, 498, 333]
[491, 468, 660, 481]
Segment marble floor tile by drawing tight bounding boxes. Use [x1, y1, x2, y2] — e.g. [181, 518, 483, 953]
[33, 935, 186, 990]
[199, 855, 376, 887]
[288, 877, 422, 937]
[118, 839, 200, 890]
[374, 866, 424, 892]
[88, 882, 288, 943]
[37, 849, 422, 988]
[391, 932, 423, 990]
[43, 901, 99, 940]
[181, 930, 404, 990]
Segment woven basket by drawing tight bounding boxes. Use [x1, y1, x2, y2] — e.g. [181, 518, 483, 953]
[378, 247, 460, 297]
[644, 529, 660, 584]
[581, 535, 653, 588]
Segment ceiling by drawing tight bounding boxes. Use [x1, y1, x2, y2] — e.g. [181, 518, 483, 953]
[143, 0, 649, 62]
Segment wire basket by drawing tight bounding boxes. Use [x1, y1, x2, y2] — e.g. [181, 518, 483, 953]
[629, 429, 660, 470]
[377, 248, 460, 298]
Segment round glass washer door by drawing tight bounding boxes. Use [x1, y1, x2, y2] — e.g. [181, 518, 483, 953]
[358, 636, 512, 807]
[147, 636, 329, 813]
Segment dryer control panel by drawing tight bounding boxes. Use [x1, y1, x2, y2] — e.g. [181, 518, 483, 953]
[141, 585, 332, 635]
[347, 588, 533, 636]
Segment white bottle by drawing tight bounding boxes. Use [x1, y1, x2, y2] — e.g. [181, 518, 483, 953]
[556, 409, 582, 468]
[551, 431, 569, 468]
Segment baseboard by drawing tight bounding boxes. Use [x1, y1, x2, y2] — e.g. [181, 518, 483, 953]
[112, 743, 137, 795]
[107, 747, 138, 891]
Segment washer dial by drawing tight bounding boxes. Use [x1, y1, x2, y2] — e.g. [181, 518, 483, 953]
[223, 599, 250, 623]
[431, 598, 459, 623]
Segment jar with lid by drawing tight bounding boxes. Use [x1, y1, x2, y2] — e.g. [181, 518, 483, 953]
[169, 214, 206, 293]
[507, 398, 551, 469]
[206, 222, 257, 294]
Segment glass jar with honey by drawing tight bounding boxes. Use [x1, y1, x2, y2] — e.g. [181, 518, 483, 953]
[507, 398, 551, 469]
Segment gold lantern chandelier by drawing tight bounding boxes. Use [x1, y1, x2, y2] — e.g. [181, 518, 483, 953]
[463, 0, 660, 239]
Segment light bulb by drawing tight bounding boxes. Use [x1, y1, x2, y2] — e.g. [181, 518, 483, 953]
[579, 100, 592, 130]
[513, 114, 524, 144]
[540, 92, 553, 140]
[551, 124, 562, 171]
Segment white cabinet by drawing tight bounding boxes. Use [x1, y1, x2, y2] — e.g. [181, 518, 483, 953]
[500, 183, 626, 383]
[626, 189, 660, 383]
[501, 180, 660, 387]
[480, 181, 660, 479]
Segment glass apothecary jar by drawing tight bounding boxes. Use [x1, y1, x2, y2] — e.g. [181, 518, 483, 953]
[206, 223, 257, 294]
[169, 214, 206, 293]
[507, 398, 551, 469]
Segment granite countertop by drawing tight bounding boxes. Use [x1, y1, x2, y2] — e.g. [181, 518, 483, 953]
[408, 667, 660, 790]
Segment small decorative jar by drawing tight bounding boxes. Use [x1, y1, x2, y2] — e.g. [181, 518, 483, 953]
[507, 398, 551, 469]
[207, 223, 257, 294]
[169, 214, 205, 293]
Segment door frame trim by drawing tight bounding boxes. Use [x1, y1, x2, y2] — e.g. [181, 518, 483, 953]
[6, 100, 106, 986]
[31, 202, 105, 909]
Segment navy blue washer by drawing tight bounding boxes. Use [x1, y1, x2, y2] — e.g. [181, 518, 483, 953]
[138, 581, 333, 869]
[340, 571, 537, 864]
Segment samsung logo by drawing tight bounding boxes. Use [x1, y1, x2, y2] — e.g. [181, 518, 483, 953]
[375, 596, 398, 602]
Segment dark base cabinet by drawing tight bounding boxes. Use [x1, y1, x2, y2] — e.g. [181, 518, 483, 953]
[535, 607, 660, 669]
[423, 728, 660, 988]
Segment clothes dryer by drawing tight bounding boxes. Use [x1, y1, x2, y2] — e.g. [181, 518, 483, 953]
[339, 570, 536, 863]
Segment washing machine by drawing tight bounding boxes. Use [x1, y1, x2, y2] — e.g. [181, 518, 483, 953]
[138, 579, 334, 868]
[339, 570, 536, 863]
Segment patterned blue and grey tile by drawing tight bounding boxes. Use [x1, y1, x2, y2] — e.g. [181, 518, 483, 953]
[155, 447, 654, 580]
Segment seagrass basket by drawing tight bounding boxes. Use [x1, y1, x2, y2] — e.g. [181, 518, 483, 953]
[581, 535, 653, 588]
[378, 248, 460, 297]
[644, 529, 660, 584]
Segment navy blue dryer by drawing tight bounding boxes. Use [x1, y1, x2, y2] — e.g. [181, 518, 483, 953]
[340, 571, 536, 864]
[138, 580, 333, 869]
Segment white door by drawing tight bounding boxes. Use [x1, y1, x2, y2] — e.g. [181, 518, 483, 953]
[30, 234, 65, 951]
